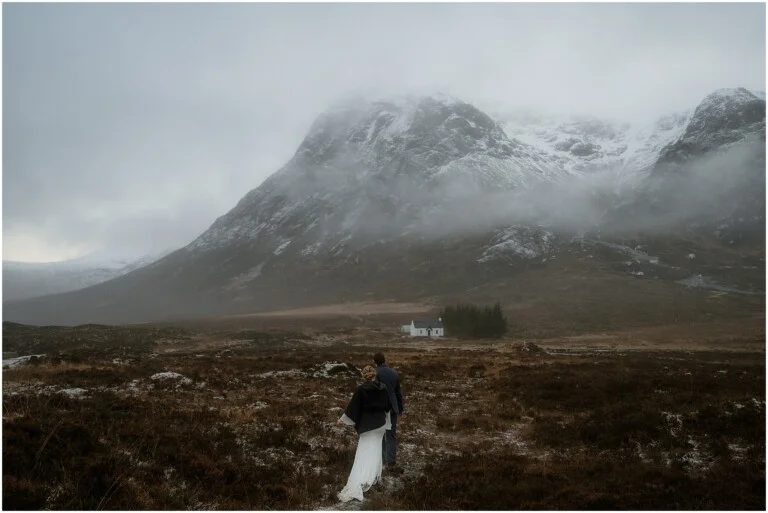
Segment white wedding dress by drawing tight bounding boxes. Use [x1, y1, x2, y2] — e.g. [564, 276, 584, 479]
[338, 412, 391, 502]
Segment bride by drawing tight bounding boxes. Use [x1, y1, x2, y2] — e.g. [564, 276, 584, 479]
[336, 365, 393, 502]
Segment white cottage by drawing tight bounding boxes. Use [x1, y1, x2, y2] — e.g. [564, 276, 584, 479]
[408, 318, 444, 338]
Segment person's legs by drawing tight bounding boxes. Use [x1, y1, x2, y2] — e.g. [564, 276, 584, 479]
[382, 412, 397, 464]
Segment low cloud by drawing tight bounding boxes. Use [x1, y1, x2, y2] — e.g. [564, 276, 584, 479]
[3, 3, 764, 261]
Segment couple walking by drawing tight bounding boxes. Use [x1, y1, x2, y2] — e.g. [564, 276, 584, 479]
[336, 352, 404, 503]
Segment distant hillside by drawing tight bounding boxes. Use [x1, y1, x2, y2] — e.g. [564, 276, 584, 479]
[3, 248, 174, 302]
[4, 89, 764, 326]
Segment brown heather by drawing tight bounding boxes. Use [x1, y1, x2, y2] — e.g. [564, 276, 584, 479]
[2, 318, 765, 510]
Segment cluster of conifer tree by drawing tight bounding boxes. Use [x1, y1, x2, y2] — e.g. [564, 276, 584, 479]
[439, 302, 508, 338]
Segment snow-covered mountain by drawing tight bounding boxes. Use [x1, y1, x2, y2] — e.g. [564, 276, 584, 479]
[4, 87, 764, 326]
[652, 88, 765, 169]
[3, 248, 175, 302]
[497, 109, 692, 189]
[606, 87, 766, 244]
[187, 94, 569, 255]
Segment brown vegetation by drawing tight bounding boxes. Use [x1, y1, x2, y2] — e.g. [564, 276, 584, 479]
[2, 321, 765, 510]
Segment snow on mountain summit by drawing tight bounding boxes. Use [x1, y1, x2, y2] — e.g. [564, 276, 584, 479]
[189, 88, 764, 259]
[497, 108, 692, 188]
[705, 87, 762, 103]
[189, 94, 563, 253]
[653, 86, 766, 168]
[4, 87, 766, 326]
[294, 94, 517, 168]
[497, 88, 766, 188]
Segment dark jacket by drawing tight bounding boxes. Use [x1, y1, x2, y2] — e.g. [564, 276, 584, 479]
[344, 381, 392, 435]
[376, 363, 404, 414]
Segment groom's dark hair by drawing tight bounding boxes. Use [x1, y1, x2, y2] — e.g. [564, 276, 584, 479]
[373, 352, 386, 365]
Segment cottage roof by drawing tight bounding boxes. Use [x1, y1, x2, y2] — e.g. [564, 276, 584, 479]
[413, 319, 443, 329]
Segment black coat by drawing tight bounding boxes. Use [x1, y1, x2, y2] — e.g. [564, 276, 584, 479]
[376, 364, 404, 414]
[344, 381, 392, 435]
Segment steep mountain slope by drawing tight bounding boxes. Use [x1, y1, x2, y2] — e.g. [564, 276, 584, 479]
[653, 88, 765, 166]
[4, 90, 764, 326]
[607, 88, 766, 243]
[498, 109, 692, 188]
[189, 94, 563, 254]
[3, 248, 174, 302]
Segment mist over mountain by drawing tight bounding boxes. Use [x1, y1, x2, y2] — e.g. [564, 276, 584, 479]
[606, 88, 766, 241]
[2, 248, 175, 302]
[4, 88, 765, 326]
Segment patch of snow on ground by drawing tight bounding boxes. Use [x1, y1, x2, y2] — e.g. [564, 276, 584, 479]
[225, 263, 264, 290]
[3, 354, 46, 369]
[150, 372, 192, 385]
[121, 449, 152, 469]
[676, 275, 763, 295]
[119, 380, 144, 396]
[498, 427, 532, 453]
[728, 443, 750, 461]
[274, 240, 292, 255]
[58, 388, 88, 398]
[633, 441, 652, 464]
[256, 362, 358, 379]
[593, 240, 656, 263]
[478, 227, 553, 263]
[301, 242, 323, 256]
[661, 411, 683, 437]
[682, 436, 713, 473]
[312, 361, 359, 378]
[254, 369, 306, 379]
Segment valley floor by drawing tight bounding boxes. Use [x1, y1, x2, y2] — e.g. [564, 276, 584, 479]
[2, 319, 765, 510]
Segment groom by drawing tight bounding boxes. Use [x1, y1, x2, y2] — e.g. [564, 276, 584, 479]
[374, 352, 404, 473]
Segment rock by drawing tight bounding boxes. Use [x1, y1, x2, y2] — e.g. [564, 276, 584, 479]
[511, 341, 546, 354]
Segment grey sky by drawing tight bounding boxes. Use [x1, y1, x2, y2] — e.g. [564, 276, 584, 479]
[3, 2, 765, 262]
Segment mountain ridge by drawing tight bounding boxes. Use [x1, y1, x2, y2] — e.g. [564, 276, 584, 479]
[4, 87, 765, 325]
[2, 248, 175, 303]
